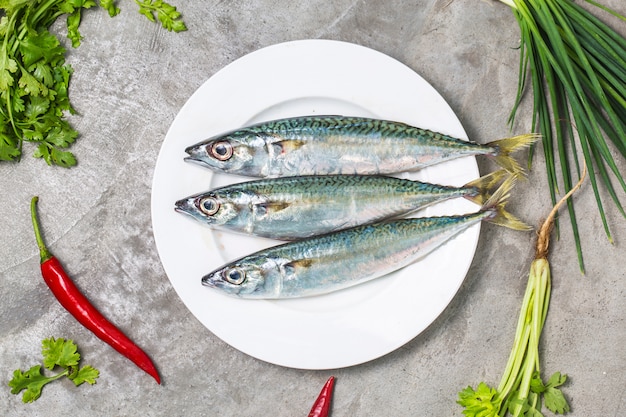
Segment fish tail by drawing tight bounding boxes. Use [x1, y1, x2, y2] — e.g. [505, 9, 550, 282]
[486, 133, 540, 176]
[481, 175, 533, 231]
[463, 169, 509, 206]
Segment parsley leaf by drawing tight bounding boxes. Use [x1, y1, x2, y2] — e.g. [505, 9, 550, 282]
[8, 337, 99, 403]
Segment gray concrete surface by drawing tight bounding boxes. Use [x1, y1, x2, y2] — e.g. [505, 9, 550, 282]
[1, 1, 625, 416]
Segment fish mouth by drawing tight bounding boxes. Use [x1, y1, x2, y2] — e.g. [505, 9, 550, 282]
[174, 198, 193, 215]
[201, 274, 219, 289]
[183, 155, 216, 171]
[184, 143, 198, 155]
[183, 144, 206, 164]
[183, 154, 204, 165]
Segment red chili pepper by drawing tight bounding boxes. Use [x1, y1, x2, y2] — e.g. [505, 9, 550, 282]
[307, 376, 335, 417]
[30, 196, 160, 384]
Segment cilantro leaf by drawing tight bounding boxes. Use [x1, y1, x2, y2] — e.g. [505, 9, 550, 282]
[543, 373, 570, 414]
[457, 382, 501, 417]
[31, 61, 54, 87]
[8, 365, 64, 403]
[544, 387, 569, 415]
[33, 142, 51, 162]
[0, 51, 18, 90]
[0, 132, 21, 161]
[530, 373, 548, 395]
[8, 337, 99, 403]
[99, 0, 120, 17]
[19, 69, 48, 97]
[33, 140, 78, 167]
[66, 11, 84, 48]
[528, 372, 570, 414]
[49, 146, 77, 167]
[42, 337, 80, 369]
[51, 64, 74, 114]
[0, 0, 186, 167]
[13, 91, 26, 111]
[69, 365, 99, 386]
[62, 1, 96, 47]
[24, 95, 51, 119]
[18, 32, 65, 68]
[45, 123, 79, 148]
[75, 0, 98, 8]
[546, 372, 568, 389]
[135, 0, 187, 32]
[0, 15, 10, 35]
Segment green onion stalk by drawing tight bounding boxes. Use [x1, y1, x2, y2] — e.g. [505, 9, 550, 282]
[496, 0, 626, 272]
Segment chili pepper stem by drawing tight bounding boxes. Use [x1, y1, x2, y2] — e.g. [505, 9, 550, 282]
[30, 196, 53, 263]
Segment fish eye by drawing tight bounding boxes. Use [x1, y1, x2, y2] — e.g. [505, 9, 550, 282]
[223, 267, 246, 285]
[209, 140, 233, 161]
[199, 197, 220, 216]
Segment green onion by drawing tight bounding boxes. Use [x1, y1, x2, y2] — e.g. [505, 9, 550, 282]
[498, 0, 626, 272]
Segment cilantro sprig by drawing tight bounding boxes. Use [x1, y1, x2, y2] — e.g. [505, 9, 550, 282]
[135, 0, 186, 32]
[8, 337, 99, 403]
[0, 0, 186, 167]
[458, 372, 570, 417]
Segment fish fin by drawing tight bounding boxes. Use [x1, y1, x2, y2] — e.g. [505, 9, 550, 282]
[463, 169, 510, 206]
[283, 259, 315, 275]
[486, 133, 540, 176]
[481, 175, 533, 231]
[272, 139, 306, 155]
[254, 201, 291, 215]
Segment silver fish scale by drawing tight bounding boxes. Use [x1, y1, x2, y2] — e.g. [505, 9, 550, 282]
[204, 210, 489, 298]
[272, 212, 484, 260]
[259, 116, 491, 176]
[235, 174, 464, 197]
[184, 115, 512, 177]
[273, 213, 486, 298]
[251, 116, 470, 149]
[176, 174, 476, 240]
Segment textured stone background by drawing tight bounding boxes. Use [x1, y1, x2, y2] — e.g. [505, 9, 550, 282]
[1, 1, 625, 416]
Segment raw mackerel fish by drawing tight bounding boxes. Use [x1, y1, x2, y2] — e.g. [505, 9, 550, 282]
[175, 170, 507, 240]
[184, 115, 536, 178]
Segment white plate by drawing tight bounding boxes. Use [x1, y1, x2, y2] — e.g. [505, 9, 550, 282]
[151, 40, 480, 370]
